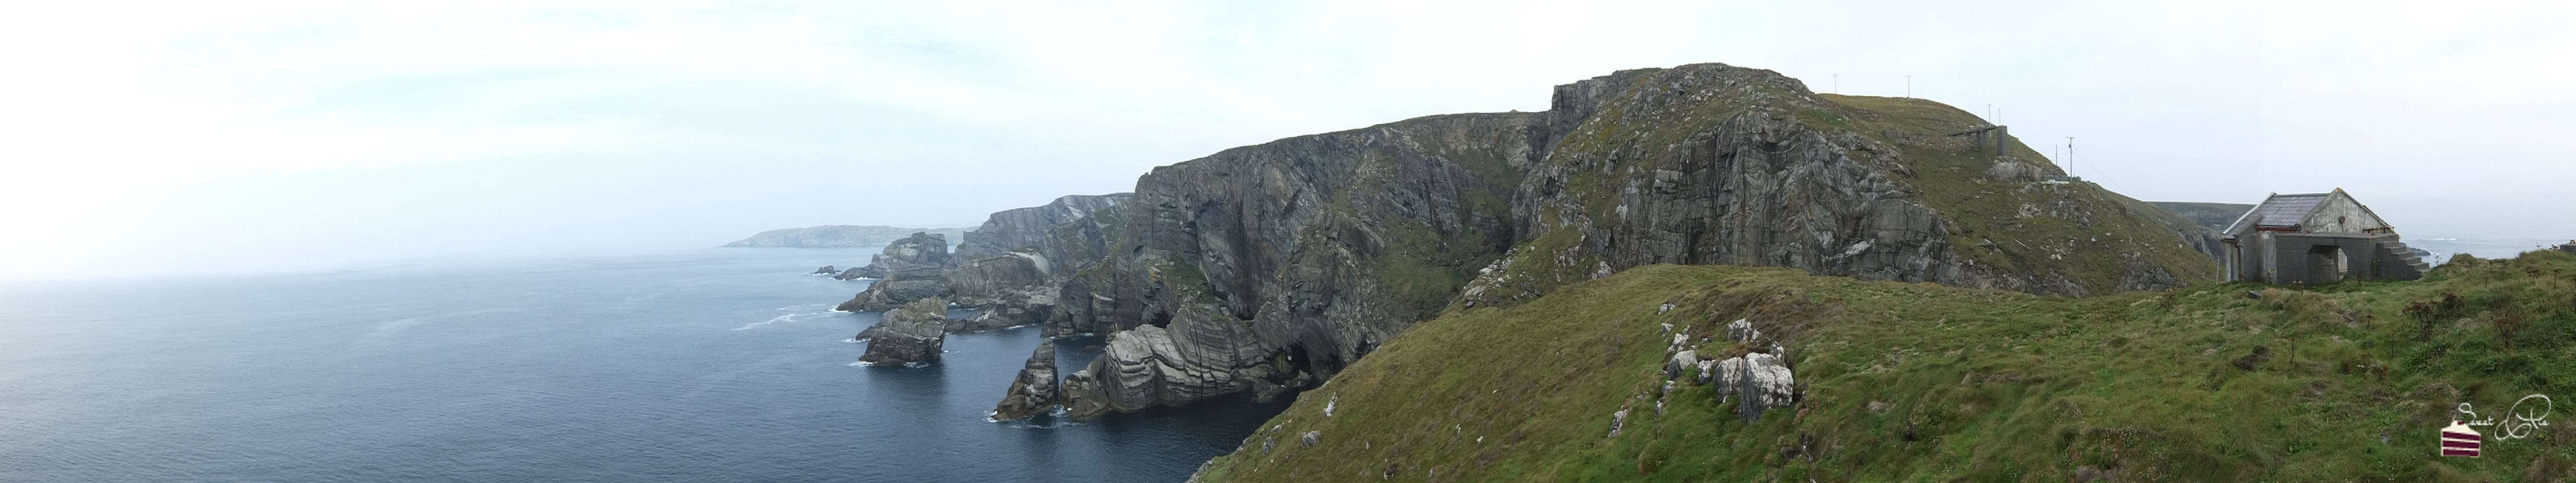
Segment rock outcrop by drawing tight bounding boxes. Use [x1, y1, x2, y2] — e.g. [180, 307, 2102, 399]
[837, 267, 949, 312]
[990, 341, 1061, 420]
[722, 225, 967, 248]
[1051, 111, 1537, 417]
[811, 265, 837, 275]
[1711, 352, 1796, 422]
[848, 232, 954, 279]
[833, 267, 868, 280]
[954, 194, 1132, 262]
[1463, 64, 2216, 304]
[857, 298, 949, 366]
[1060, 319, 1276, 419]
[923, 62, 2220, 419]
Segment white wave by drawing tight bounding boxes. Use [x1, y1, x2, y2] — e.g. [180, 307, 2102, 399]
[357, 308, 525, 344]
[731, 314, 796, 330]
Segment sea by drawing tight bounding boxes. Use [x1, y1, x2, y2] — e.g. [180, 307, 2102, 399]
[2403, 236, 2574, 266]
[0, 247, 1287, 483]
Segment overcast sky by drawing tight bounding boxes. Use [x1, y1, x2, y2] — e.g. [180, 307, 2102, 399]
[2, 0, 2570, 280]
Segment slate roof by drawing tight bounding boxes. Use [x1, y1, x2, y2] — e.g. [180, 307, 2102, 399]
[2224, 192, 2330, 235]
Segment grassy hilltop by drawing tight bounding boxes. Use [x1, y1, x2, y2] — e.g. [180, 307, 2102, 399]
[1195, 250, 2576, 482]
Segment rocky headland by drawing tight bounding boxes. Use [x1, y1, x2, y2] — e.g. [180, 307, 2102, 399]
[722, 225, 967, 248]
[816, 62, 2224, 422]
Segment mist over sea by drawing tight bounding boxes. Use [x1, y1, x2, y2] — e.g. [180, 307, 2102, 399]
[0, 248, 1283, 483]
[2405, 235, 2573, 265]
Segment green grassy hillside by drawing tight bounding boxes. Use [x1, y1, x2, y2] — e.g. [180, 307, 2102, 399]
[1195, 250, 2576, 482]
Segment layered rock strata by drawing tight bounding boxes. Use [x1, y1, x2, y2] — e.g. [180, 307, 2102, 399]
[857, 298, 949, 366]
[837, 267, 949, 312]
[847, 232, 953, 279]
[990, 341, 1061, 420]
[954, 194, 1131, 262]
[985, 63, 2216, 418]
[1051, 111, 1539, 417]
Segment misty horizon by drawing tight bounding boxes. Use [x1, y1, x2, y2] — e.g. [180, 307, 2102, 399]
[4, 1, 2572, 281]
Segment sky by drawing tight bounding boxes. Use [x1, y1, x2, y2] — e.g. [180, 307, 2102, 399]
[1, 0, 2570, 280]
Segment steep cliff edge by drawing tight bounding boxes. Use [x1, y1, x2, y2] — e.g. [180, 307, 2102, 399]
[1050, 112, 1539, 417]
[954, 194, 1132, 262]
[1032, 63, 2216, 419]
[1465, 66, 2216, 307]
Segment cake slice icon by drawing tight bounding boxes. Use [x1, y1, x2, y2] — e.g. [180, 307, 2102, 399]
[2440, 421, 2481, 458]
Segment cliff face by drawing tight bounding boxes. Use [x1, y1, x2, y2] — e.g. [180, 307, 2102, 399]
[1053, 112, 1540, 417]
[1466, 64, 2215, 305]
[954, 194, 1132, 262]
[721, 225, 967, 248]
[1025, 63, 2216, 418]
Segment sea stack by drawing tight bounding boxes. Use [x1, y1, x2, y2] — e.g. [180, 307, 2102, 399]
[857, 298, 949, 366]
[990, 341, 1061, 419]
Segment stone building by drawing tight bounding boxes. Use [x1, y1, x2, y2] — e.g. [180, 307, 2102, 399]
[2221, 189, 2428, 284]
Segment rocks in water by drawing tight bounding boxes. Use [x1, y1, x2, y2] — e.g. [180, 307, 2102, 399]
[857, 298, 949, 366]
[847, 232, 954, 279]
[833, 267, 868, 280]
[811, 265, 837, 275]
[837, 267, 951, 312]
[1057, 316, 1269, 419]
[990, 341, 1060, 420]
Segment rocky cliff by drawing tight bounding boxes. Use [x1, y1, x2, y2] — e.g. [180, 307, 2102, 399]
[954, 194, 1132, 262]
[1034, 63, 2216, 419]
[847, 232, 953, 279]
[721, 225, 967, 248]
[990, 340, 1060, 420]
[1464, 64, 2217, 305]
[857, 297, 948, 366]
[1049, 111, 1539, 417]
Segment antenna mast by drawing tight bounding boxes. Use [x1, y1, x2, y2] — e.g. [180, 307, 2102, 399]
[2066, 136, 2075, 178]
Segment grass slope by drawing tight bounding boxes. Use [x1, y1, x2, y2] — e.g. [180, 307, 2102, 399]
[1197, 250, 2576, 482]
[2145, 202, 2259, 233]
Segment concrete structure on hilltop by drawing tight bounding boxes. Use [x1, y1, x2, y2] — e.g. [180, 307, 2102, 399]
[2221, 189, 2428, 284]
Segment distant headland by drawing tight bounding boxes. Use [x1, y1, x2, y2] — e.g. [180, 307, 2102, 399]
[720, 225, 970, 248]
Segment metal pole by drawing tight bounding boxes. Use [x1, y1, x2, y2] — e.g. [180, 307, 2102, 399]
[2066, 136, 2075, 178]
[1906, 75, 1911, 98]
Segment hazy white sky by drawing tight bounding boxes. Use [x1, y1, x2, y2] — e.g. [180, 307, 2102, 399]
[2, 0, 2570, 280]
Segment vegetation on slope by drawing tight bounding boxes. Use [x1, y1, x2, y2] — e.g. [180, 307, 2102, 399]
[2146, 202, 2259, 233]
[1817, 93, 2220, 290]
[1197, 250, 2576, 482]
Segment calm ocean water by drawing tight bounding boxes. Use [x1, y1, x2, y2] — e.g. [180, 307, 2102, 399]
[0, 248, 1285, 483]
